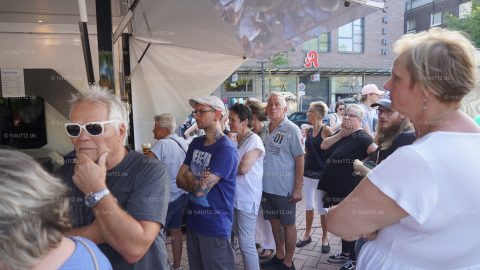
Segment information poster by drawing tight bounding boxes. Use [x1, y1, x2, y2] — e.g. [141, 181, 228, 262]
[1, 69, 25, 97]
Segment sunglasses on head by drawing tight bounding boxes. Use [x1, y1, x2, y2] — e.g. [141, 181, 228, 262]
[65, 120, 121, 137]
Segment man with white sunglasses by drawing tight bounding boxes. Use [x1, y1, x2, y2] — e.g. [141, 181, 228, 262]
[56, 86, 170, 270]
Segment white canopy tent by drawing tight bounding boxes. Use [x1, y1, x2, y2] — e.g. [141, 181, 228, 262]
[0, 0, 385, 151]
[128, 0, 383, 148]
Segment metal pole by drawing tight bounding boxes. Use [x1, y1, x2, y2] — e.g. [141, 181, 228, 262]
[261, 62, 265, 101]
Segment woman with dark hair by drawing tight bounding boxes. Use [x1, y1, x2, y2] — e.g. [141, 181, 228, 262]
[329, 101, 346, 132]
[229, 103, 265, 270]
[247, 101, 275, 260]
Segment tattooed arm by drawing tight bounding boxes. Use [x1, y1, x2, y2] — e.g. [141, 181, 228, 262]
[192, 169, 221, 197]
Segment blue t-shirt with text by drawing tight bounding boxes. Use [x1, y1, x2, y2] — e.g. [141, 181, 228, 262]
[183, 135, 238, 238]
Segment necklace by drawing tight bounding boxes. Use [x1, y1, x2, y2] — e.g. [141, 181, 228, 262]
[237, 130, 254, 149]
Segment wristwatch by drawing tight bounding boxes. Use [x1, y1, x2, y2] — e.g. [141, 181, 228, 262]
[84, 188, 110, 208]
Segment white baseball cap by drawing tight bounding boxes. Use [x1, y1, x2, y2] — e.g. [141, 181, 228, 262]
[189, 96, 226, 116]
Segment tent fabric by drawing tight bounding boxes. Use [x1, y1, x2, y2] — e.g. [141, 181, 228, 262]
[129, 0, 383, 148]
[132, 0, 381, 58]
[130, 38, 244, 149]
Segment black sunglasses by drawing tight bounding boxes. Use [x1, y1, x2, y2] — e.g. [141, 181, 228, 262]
[65, 120, 121, 137]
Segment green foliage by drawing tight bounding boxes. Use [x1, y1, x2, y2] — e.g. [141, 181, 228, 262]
[444, 0, 480, 48]
[269, 53, 289, 66]
[224, 78, 251, 92]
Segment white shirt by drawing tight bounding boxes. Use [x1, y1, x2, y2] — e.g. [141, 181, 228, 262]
[358, 131, 480, 270]
[234, 133, 265, 215]
[150, 134, 188, 202]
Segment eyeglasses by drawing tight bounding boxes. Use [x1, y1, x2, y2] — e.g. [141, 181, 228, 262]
[343, 113, 360, 119]
[377, 109, 394, 116]
[65, 120, 121, 137]
[338, 107, 346, 111]
[192, 109, 216, 116]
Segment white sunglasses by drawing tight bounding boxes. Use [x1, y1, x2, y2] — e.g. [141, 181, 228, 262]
[65, 120, 121, 137]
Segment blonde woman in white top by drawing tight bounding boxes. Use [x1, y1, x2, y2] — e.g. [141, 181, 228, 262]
[327, 28, 480, 269]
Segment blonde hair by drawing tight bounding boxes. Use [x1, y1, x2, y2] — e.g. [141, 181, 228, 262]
[309, 101, 328, 118]
[0, 150, 70, 270]
[393, 28, 477, 103]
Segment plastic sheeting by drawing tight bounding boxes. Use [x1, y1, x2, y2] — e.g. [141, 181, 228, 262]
[132, 0, 381, 58]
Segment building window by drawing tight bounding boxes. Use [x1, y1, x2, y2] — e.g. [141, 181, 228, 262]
[431, 12, 442, 26]
[319, 33, 330, 52]
[407, 18, 416, 32]
[406, 0, 433, 11]
[302, 33, 330, 53]
[459, 1, 472, 19]
[338, 18, 364, 53]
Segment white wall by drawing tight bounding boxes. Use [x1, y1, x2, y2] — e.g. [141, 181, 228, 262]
[0, 22, 100, 155]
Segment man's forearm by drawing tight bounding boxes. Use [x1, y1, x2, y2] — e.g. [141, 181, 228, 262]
[93, 195, 157, 263]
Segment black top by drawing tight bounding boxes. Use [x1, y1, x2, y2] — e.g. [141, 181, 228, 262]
[304, 127, 327, 179]
[366, 131, 416, 164]
[318, 129, 373, 207]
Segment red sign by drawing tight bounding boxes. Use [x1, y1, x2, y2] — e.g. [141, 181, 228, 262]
[304, 50, 319, 68]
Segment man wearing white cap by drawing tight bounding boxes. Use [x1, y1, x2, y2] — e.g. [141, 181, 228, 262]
[359, 84, 385, 136]
[176, 96, 238, 270]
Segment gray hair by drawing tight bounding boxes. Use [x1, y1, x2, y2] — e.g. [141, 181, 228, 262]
[345, 104, 365, 119]
[69, 85, 129, 134]
[154, 113, 176, 132]
[267, 91, 287, 107]
[0, 150, 70, 270]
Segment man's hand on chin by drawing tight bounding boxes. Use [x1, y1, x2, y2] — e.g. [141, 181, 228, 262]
[73, 152, 109, 194]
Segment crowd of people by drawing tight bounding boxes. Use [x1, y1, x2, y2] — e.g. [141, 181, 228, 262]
[1, 28, 480, 270]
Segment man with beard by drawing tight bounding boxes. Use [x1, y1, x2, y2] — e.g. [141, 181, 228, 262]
[176, 96, 238, 270]
[353, 93, 416, 175]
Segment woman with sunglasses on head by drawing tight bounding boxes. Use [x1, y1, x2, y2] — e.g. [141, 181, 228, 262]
[328, 101, 346, 133]
[295, 101, 332, 253]
[0, 149, 112, 270]
[228, 103, 265, 270]
[327, 28, 480, 270]
[319, 104, 377, 270]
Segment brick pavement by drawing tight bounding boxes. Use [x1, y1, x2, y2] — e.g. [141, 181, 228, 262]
[165, 200, 345, 270]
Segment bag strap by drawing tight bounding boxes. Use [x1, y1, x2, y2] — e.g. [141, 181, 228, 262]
[74, 237, 100, 270]
[307, 127, 325, 169]
[168, 137, 187, 154]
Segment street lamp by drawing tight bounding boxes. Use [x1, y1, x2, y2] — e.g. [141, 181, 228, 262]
[257, 60, 268, 101]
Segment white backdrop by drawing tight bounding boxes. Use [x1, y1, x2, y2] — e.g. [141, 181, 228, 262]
[130, 38, 244, 149]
